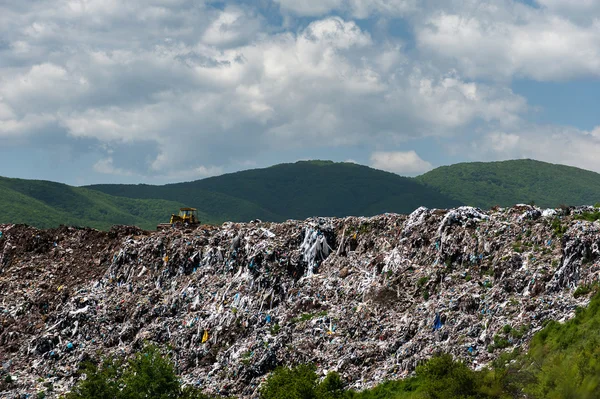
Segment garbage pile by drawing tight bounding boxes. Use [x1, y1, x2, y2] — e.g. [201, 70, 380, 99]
[2, 205, 600, 398]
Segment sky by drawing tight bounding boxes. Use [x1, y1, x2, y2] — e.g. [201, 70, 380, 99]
[0, 0, 599, 185]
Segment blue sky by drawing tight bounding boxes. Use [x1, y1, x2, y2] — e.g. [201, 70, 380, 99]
[0, 0, 599, 185]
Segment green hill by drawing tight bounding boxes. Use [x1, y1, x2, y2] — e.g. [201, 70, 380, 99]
[0, 176, 190, 230]
[87, 161, 463, 222]
[12, 158, 599, 230]
[417, 159, 600, 209]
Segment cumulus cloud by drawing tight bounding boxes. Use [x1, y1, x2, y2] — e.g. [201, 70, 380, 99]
[348, 0, 417, 18]
[274, 0, 416, 18]
[202, 6, 262, 47]
[472, 125, 600, 173]
[273, 0, 344, 16]
[0, 0, 595, 183]
[535, 0, 600, 20]
[415, 1, 600, 81]
[370, 150, 433, 175]
[0, 3, 527, 179]
[93, 157, 135, 176]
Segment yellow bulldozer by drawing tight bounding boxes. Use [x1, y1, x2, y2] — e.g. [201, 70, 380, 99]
[157, 207, 200, 230]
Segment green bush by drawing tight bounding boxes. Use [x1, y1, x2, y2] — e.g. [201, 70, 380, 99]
[415, 354, 479, 399]
[63, 345, 224, 399]
[551, 218, 568, 238]
[575, 211, 600, 222]
[574, 283, 598, 298]
[260, 364, 344, 399]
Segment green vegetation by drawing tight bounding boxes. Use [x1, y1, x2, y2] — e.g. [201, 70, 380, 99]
[62, 345, 223, 399]
[260, 364, 344, 399]
[9, 158, 600, 230]
[270, 323, 281, 335]
[1, 161, 463, 229]
[266, 290, 600, 398]
[87, 161, 461, 223]
[0, 176, 191, 230]
[550, 218, 568, 238]
[574, 210, 600, 222]
[417, 159, 600, 209]
[292, 311, 328, 324]
[573, 282, 599, 298]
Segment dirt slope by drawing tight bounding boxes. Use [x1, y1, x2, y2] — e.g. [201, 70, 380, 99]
[1, 205, 598, 397]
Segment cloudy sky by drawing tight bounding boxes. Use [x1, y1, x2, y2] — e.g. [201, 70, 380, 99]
[1, 0, 599, 185]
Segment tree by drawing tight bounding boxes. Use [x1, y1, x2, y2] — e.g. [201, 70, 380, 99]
[120, 345, 180, 399]
[260, 364, 345, 399]
[63, 345, 220, 399]
[416, 353, 478, 399]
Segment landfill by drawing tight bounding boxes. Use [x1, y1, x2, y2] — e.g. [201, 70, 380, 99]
[2, 204, 600, 398]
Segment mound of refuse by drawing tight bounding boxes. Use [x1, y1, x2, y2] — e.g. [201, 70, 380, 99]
[2, 205, 600, 398]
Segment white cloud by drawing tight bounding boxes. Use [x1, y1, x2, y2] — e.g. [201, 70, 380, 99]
[0, 63, 89, 111]
[93, 157, 134, 176]
[274, 0, 344, 16]
[535, 0, 600, 20]
[348, 0, 416, 18]
[5, 0, 595, 183]
[370, 150, 433, 175]
[0, 6, 527, 178]
[302, 17, 372, 48]
[150, 163, 224, 180]
[415, 2, 600, 81]
[473, 125, 600, 173]
[0, 113, 56, 138]
[274, 0, 416, 18]
[486, 132, 521, 152]
[202, 7, 262, 47]
[61, 106, 165, 143]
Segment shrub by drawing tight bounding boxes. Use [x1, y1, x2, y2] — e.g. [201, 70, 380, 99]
[415, 354, 479, 399]
[551, 218, 568, 238]
[260, 364, 344, 399]
[63, 345, 223, 399]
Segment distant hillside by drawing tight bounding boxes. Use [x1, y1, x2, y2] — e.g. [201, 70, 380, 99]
[0, 177, 189, 230]
[417, 159, 600, 208]
[88, 161, 463, 222]
[14, 158, 599, 230]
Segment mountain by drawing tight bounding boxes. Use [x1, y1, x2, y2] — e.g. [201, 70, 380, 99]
[0, 176, 189, 230]
[417, 159, 600, 209]
[9, 158, 600, 231]
[87, 160, 462, 223]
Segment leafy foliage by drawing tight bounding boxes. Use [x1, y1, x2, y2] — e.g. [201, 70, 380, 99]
[63, 345, 223, 399]
[0, 176, 189, 230]
[522, 292, 600, 398]
[9, 159, 600, 230]
[260, 364, 344, 399]
[550, 218, 568, 238]
[574, 210, 600, 222]
[417, 159, 600, 209]
[87, 161, 462, 223]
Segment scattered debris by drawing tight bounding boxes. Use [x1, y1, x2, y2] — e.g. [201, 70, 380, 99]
[1, 205, 600, 398]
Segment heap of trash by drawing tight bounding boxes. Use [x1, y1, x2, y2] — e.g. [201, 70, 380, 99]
[2, 205, 600, 398]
